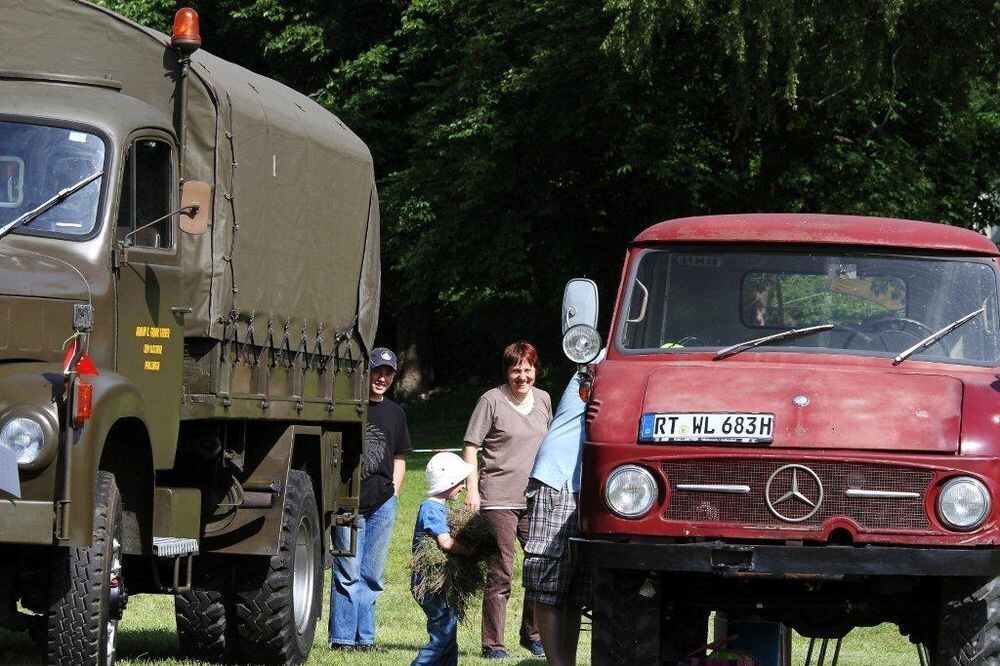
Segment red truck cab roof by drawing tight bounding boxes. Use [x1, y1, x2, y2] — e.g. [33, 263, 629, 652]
[633, 214, 1000, 256]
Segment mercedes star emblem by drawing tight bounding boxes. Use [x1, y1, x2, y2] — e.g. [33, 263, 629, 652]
[765, 464, 824, 523]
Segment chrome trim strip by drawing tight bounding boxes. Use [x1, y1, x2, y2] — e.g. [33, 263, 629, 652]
[676, 484, 751, 494]
[845, 489, 921, 499]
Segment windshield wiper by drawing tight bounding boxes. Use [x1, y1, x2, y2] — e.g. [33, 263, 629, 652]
[892, 307, 985, 366]
[714, 324, 834, 361]
[0, 170, 103, 242]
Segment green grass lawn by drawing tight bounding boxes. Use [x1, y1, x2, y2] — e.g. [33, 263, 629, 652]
[0, 387, 921, 664]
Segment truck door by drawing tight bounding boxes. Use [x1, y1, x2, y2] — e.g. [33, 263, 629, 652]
[113, 135, 184, 459]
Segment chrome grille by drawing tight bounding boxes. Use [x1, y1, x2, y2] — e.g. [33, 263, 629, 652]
[586, 399, 602, 427]
[662, 459, 934, 530]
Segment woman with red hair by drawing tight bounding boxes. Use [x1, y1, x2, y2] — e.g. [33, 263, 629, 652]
[463, 341, 553, 659]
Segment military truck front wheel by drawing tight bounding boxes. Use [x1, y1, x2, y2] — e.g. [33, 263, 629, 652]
[234, 470, 322, 664]
[44, 471, 124, 666]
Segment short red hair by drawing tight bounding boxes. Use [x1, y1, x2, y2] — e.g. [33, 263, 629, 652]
[502, 341, 540, 375]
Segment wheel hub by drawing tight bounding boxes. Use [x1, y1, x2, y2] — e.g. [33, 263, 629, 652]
[292, 514, 316, 635]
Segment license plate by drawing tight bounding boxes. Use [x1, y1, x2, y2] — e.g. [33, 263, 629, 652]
[0, 444, 20, 497]
[639, 412, 775, 444]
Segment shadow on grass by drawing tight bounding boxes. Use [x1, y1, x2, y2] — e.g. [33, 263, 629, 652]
[117, 628, 180, 662]
[0, 627, 40, 664]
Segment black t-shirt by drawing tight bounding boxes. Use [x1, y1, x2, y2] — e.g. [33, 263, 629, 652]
[359, 398, 412, 513]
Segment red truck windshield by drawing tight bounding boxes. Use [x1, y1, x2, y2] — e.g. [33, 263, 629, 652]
[618, 247, 1000, 365]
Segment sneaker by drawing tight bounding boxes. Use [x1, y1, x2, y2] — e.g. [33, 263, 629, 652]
[329, 642, 354, 651]
[482, 648, 510, 659]
[520, 638, 545, 657]
[355, 643, 387, 653]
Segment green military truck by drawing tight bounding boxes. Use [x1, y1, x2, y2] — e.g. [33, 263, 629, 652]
[0, 2, 380, 663]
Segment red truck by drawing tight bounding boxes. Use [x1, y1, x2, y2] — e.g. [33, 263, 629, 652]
[563, 214, 1000, 664]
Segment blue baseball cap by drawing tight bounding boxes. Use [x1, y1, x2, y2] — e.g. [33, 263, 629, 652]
[370, 347, 397, 371]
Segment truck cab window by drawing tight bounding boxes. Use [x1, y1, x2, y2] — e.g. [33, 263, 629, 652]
[0, 121, 105, 236]
[117, 139, 172, 248]
[619, 248, 1000, 365]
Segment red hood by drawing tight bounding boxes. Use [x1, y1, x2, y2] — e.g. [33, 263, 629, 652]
[640, 363, 963, 452]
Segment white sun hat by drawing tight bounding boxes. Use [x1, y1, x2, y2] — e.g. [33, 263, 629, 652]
[426, 452, 474, 496]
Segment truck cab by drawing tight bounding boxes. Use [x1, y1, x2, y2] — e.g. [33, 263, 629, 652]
[568, 214, 1000, 664]
[0, 4, 378, 664]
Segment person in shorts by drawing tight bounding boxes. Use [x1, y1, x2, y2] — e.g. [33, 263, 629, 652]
[523, 359, 601, 666]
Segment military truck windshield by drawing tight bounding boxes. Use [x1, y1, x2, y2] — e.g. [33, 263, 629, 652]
[619, 248, 1000, 365]
[0, 120, 105, 237]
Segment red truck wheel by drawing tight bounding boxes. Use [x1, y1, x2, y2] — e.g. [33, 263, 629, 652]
[592, 568, 661, 663]
[935, 575, 1000, 664]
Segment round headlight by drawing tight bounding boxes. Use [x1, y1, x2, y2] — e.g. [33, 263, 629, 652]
[563, 325, 602, 364]
[937, 476, 991, 531]
[605, 464, 657, 518]
[0, 417, 46, 465]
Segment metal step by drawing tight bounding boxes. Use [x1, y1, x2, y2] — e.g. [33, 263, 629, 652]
[152, 536, 199, 558]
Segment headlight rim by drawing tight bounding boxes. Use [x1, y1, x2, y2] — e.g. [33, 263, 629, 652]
[937, 475, 991, 532]
[604, 463, 658, 519]
[0, 407, 57, 471]
[562, 324, 602, 365]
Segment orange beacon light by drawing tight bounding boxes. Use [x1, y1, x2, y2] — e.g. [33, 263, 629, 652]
[171, 8, 201, 55]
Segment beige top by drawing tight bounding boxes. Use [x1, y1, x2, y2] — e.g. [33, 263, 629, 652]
[463, 386, 553, 509]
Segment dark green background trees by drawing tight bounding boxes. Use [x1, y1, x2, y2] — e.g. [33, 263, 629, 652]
[99, 0, 1000, 393]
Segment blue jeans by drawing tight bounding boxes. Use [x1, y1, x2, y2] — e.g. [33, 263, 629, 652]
[411, 594, 458, 666]
[328, 494, 398, 646]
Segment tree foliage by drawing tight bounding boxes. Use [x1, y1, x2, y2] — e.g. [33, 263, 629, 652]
[97, 0, 1000, 385]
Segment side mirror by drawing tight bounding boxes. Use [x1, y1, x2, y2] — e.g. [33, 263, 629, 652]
[179, 180, 211, 235]
[562, 278, 599, 334]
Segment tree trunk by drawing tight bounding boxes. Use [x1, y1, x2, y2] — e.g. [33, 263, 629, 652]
[394, 301, 434, 398]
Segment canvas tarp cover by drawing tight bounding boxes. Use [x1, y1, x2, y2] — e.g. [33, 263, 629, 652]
[1, 0, 380, 350]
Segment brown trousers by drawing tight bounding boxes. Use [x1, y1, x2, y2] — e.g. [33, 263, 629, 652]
[481, 508, 540, 651]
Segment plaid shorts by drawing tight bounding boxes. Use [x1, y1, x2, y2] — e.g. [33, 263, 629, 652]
[522, 479, 593, 608]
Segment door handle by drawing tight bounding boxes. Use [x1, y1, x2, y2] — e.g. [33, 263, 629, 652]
[171, 306, 193, 314]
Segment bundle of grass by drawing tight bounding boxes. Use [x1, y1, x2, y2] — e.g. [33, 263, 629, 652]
[411, 503, 499, 620]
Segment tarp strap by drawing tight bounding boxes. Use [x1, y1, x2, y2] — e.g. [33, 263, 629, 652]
[277, 321, 293, 369]
[261, 317, 276, 368]
[223, 92, 240, 314]
[309, 322, 325, 371]
[291, 321, 309, 368]
[333, 315, 360, 375]
[217, 316, 359, 376]
[237, 311, 256, 367]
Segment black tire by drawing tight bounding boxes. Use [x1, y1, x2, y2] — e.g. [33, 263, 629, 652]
[45, 471, 124, 666]
[592, 568, 660, 664]
[661, 607, 708, 664]
[176, 556, 238, 663]
[176, 587, 236, 663]
[234, 470, 322, 664]
[936, 575, 1000, 665]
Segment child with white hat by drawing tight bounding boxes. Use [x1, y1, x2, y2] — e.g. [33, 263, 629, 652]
[411, 452, 475, 666]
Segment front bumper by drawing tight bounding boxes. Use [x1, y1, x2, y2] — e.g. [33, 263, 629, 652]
[570, 537, 1000, 577]
[0, 500, 54, 544]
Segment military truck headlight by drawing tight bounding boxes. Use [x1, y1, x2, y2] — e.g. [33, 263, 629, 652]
[605, 465, 657, 518]
[563, 325, 601, 364]
[937, 477, 991, 531]
[0, 417, 47, 466]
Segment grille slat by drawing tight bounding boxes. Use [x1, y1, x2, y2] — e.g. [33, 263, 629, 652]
[662, 459, 933, 530]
